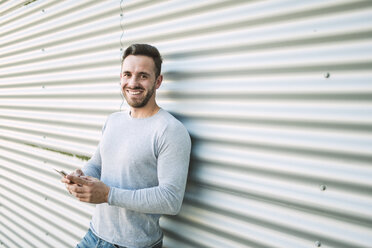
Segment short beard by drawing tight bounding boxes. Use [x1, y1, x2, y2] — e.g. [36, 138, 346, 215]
[124, 81, 156, 108]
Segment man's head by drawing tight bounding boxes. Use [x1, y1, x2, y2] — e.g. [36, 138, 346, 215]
[120, 44, 163, 109]
[122, 44, 163, 78]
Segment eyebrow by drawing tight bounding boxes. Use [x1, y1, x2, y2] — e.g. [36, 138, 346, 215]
[122, 71, 151, 76]
[138, 72, 151, 76]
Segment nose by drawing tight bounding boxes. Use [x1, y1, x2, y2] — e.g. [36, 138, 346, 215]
[127, 76, 136, 86]
[122, 75, 140, 88]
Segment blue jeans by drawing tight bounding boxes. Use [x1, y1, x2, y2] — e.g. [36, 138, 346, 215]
[76, 229, 162, 248]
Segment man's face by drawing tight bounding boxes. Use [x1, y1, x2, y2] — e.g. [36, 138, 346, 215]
[120, 55, 161, 108]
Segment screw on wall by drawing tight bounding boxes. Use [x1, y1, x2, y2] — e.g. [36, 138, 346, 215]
[324, 72, 330, 78]
[320, 184, 327, 191]
[315, 240, 321, 247]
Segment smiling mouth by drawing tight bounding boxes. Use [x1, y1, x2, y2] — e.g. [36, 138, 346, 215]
[128, 90, 141, 95]
[126, 89, 144, 95]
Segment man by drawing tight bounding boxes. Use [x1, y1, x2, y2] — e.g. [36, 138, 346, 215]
[61, 44, 191, 248]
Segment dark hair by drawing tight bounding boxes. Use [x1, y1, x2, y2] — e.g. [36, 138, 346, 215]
[122, 44, 163, 78]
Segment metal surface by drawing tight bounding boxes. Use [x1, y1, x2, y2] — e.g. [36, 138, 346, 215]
[0, 0, 121, 247]
[1, 0, 372, 247]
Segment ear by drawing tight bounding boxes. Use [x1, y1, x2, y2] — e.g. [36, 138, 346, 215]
[155, 75, 163, 89]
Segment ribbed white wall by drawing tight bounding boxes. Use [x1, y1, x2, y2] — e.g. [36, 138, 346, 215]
[1, 0, 372, 248]
[0, 0, 121, 247]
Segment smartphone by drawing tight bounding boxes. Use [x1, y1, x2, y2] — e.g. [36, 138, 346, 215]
[54, 168, 68, 177]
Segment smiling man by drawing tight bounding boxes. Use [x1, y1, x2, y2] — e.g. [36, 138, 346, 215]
[61, 44, 191, 248]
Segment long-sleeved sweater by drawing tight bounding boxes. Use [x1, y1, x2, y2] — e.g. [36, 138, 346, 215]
[82, 109, 191, 248]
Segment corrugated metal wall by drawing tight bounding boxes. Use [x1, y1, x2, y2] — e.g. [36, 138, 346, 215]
[1, 0, 372, 247]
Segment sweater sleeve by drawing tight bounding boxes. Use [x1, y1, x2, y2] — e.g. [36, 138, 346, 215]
[82, 117, 109, 179]
[107, 123, 191, 215]
[82, 143, 102, 179]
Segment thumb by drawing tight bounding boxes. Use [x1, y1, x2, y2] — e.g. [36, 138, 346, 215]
[67, 175, 91, 185]
[75, 169, 84, 176]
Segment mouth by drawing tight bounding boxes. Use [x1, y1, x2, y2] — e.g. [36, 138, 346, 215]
[128, 90, 141, 95]
[126, 88, 144, 96]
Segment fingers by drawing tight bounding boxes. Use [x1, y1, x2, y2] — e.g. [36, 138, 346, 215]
[66, 175, 86, 185]
[67, 169, 84, 181]
[59, 168, 84, 184]
[64, 178, 108, 204]
[71, 185, 84, 193]
[68, 186, 91, 202]
[66, 183, 85, 196]
[62, 168, 86, 196]
[61, 177, 71, 184]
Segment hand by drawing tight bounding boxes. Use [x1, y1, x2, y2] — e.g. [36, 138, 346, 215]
[61, 169, 84, 184]
[65, 175, 110, 204]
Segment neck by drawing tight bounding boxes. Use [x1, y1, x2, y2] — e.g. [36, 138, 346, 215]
[130, 104, 160, 118]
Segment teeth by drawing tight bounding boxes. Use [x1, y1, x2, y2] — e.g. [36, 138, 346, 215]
[128, 91, 141, 95]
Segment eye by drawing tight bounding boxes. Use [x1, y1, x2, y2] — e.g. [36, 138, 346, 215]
[140, 74, 148, 79]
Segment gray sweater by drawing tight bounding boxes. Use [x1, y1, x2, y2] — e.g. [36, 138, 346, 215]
[82, 109, 191, 248]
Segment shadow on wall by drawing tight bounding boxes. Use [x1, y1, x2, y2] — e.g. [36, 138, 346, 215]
[171, 113, 198, 190]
